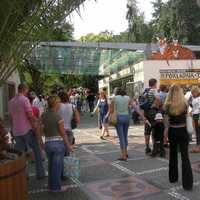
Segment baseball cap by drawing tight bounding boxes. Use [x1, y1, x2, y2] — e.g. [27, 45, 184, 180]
[155, 113, 163, 120]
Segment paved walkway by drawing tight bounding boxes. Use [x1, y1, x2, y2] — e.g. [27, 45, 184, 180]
[28, 114, 200, 200]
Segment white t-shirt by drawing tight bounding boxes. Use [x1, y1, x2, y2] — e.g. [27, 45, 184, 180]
[33, 97, 46, 115]
[58, 103, 73, 130]
[192, 96, 200, 115]
[185, 91, 192, 113]
[70, 95, 76, 105]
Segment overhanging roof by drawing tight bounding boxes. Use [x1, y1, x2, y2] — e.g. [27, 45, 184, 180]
[39, 41, 200, 52]
[29, 42, 200, 76]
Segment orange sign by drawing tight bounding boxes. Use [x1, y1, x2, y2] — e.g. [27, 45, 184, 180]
[160, 69, 200, 85]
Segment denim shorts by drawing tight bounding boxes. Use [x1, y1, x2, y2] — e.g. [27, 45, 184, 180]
[100, 114, 108, 124]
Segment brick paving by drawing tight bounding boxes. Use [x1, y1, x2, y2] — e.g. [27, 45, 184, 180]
[28, 114, 200, 200]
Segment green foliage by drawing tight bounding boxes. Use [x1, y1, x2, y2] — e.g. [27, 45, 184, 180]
[80, 30, 114, 42]
[169, 0, 200, 44]
[151, 0, 200, 44]
[152, 0, 163, 25]
[126, 0, 153, 42]
[13, 0, 89, 93]
[61, 74, 99, 92]
[80, 30, 131, 43]
[126, 0, 200, 45]
[111, 32, 129, 43]
[151, 1, 171, 40]
[0, 0, 88, 84]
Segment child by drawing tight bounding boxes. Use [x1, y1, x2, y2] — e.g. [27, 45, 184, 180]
[151, 113, 166, 157]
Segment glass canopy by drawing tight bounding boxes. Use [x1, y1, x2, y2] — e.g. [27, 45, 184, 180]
[29, 45, 144, 75]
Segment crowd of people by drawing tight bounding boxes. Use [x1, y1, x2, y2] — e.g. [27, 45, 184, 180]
[6, 78, 200, 192]
[94, 78, 200, 191]
[8, 84, 80, 192]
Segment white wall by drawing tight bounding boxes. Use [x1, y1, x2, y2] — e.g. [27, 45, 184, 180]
[7, 70, 21, 89]
[142, 60, 200, 87]
[133, 62, 144, 83]
[0, 70, 20, 119]
[99, 59, 200, 96]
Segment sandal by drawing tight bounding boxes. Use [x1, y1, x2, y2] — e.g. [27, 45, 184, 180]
[100, 136, 106, 140]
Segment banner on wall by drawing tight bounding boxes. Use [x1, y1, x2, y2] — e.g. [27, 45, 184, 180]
[160, 69, 200, 85]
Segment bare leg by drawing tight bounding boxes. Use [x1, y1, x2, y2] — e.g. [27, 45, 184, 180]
[145, 135, 150, 146]
[125, 148, 128, 158]
[101, 124, 106, 137]
[164, 128, 168, 145]
[104, 123, 110, 137]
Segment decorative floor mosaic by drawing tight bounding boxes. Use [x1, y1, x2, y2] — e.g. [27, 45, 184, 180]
[85, 176, 161, 200]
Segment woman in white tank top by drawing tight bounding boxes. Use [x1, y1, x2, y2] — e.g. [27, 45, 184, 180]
[58, 92, 80, 145]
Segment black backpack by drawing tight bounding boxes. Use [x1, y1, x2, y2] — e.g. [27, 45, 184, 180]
[139, 88, 155, 111]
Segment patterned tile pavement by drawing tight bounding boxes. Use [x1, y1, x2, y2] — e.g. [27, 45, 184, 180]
[28, 114, 200, 200]
[85, 176, 161, 200]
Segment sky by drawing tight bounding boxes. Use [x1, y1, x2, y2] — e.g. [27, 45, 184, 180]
[70, 0, 167, 39]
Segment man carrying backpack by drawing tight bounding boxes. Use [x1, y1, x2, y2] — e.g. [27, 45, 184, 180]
[139, 78, 160, 154]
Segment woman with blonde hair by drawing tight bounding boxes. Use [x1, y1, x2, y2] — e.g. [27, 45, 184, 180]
[190, 86, 200, 153]
[164, 84, 193, 190]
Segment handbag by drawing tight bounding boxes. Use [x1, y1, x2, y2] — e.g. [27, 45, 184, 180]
[108, 98, 117, 126]
[186, 114, 194, 134]
[71, 105, 77, 129]
[63, 153, 80, 179]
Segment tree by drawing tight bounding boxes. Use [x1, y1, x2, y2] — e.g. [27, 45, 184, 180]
[151, 0, 163, 35]
[80, 30, 114, 42]
[126, 0, 140, 42]
[126, 0, 153, 42]
[169, 0, 200, 44]
[80, 30, 131, 43]
[111, 32, 129, 42]
[151, 0, 200, 44]
[0, 0, 89, 85]
[152, 0, 163, 25]
[151, 1, 172, 40]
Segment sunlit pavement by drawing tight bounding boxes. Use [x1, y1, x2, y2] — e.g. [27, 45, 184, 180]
[28, 113, 200, 200]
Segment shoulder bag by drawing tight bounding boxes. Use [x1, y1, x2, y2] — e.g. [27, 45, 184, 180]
[71, 105, 77, 129]
[109, 98, 117, 126]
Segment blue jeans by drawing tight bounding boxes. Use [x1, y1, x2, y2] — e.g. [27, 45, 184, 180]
[45, 141, 66, 191]
[115, 115, 129, 149]
[14, 130, 45, 178]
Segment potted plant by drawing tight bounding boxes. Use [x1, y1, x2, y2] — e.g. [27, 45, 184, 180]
[0, 118, 28, 200]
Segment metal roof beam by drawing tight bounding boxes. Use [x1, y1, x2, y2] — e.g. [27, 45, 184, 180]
[39, 41, 200, 52]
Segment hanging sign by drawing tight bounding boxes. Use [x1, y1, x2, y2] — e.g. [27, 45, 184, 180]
[160, 69, 200, 85]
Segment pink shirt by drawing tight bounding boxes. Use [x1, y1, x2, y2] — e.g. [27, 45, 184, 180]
[9, 94, 32, 136]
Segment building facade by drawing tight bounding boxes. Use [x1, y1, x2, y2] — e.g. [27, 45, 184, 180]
[0, 71, 20, 119]
[99, 59, 200, 98]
